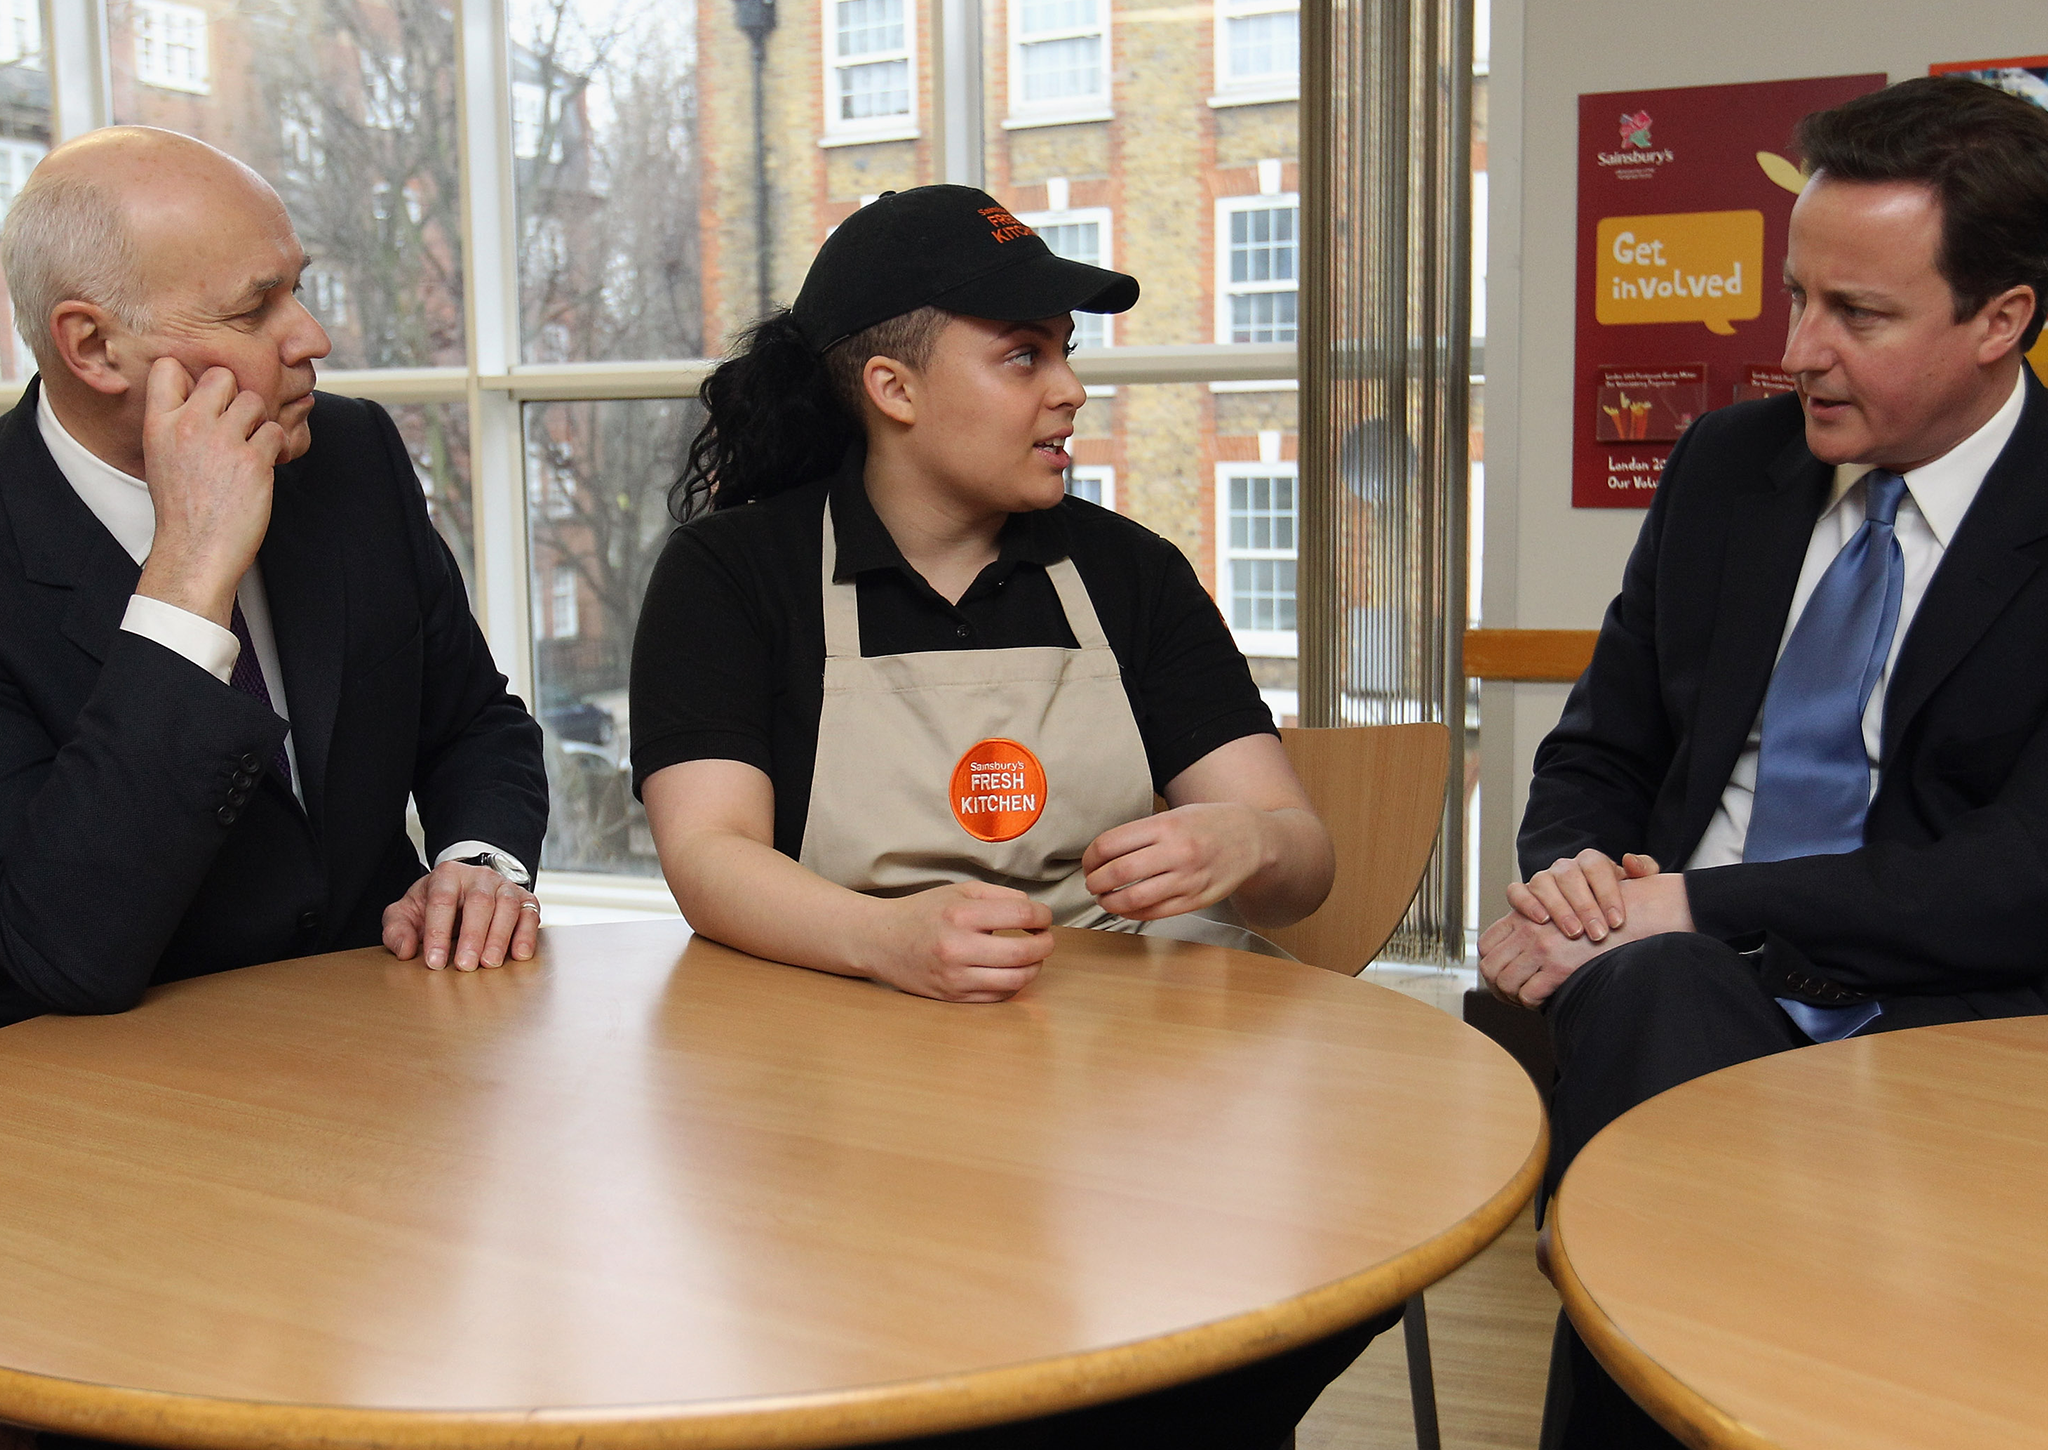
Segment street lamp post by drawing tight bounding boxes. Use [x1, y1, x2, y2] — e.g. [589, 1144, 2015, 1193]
[734, 0, 777, 319]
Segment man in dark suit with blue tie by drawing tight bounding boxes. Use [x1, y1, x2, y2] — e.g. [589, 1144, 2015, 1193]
[0, 126, 548, 1032]
[1478, 77, 2048, 1447]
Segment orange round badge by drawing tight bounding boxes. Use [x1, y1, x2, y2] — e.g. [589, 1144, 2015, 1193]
[950, 738, 1048, 842]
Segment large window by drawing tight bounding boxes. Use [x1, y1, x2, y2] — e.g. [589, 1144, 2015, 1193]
[0, 0, 1306, 905]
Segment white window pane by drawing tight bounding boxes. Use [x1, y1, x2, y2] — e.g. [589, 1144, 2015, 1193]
[840, 58, 910, 119]
[109, 0, 464, 370]
[525, 399, 704, 876]
[1021, 34, 1100, 103]
[1230, 204, 1297, 282]
[1230, 291, 1297, 343]
[1019, 0, 1096, 34]
[512, 0, 700, 363]
[1227, 10, 1298, 81]
[837, 0, 905, 56]
[383, 403, 474, 598]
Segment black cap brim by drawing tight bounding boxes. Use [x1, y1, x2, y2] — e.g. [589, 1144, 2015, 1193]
[926, 250, 1139, 323]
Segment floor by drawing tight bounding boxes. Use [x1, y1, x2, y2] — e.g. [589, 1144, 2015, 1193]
[1299, 1203, 1559, 1450]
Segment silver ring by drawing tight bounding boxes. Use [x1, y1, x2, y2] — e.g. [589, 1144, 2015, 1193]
[519, 901, 541, 913]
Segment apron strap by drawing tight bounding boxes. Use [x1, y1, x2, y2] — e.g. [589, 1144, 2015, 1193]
[819, 503, 863, 660]
[1047, 557, 1113, 651]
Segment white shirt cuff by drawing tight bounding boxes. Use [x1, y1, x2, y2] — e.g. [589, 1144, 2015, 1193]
[121, 595, 239, 684]
[435, 841, 532, 884]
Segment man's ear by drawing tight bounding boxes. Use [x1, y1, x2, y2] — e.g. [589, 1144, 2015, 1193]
[1976, 283, 2037, 366]
[862, 354, 918, 427]
[49, 300, 134, 397]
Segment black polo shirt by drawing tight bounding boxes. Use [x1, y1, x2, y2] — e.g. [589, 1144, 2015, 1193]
[629, 450, 1276, 858]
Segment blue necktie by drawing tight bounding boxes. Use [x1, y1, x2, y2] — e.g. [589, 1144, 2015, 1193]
[1743, 470, 1906, 1041]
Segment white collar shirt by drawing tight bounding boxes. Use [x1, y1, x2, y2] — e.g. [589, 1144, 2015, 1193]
[1685, 369, 2028, 869]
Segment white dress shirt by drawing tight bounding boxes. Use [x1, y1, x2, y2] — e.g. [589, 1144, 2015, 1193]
[1685, 370, 2028, 869]
[38, 391, 525, 878]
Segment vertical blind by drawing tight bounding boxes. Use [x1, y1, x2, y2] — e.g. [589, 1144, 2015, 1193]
[1300, 0, 1472, 964]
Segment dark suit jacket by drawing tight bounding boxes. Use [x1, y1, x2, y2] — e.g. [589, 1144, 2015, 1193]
[1522, 368, 2048, 1025]
[0, 380, 548, 1025]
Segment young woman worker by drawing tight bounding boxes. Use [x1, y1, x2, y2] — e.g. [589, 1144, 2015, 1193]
[631, 186, 1384, 1448]
[632, 185, 1336, 1007]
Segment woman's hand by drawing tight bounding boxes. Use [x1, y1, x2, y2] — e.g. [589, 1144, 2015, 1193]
[647, 762, 1052, 1002]
[860, 882, 1055, 1002]
[1082, 803, 1273, 921]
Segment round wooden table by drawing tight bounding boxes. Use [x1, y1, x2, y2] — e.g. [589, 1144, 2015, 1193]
[1550, 1016, 2048, 1450]
[0, 921, 1544, 1449]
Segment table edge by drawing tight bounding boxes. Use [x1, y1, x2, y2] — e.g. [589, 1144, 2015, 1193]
[0, 1122, 1546, 1450]
[1550, 1192, 1778, 1450]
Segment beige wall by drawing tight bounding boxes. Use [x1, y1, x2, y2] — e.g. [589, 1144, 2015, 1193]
[1479, 0, 2048, 917]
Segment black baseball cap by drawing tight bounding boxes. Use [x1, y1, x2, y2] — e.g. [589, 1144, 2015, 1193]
[789, 185, 1140, 353]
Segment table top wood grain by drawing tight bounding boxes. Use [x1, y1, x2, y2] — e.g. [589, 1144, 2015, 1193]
[0, 921, 1544, 1449]
[1550, 1015, 2048, 1450]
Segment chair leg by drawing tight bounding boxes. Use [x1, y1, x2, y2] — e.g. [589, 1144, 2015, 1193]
[1404, 1293, 1442, 1450]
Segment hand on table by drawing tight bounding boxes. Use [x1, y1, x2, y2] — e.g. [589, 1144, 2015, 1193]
[136, 360, 285, 629]
[383, 861, 541, 971]
[864, 882, 1054, 1003]
[1081, 803, 1271, 921]
[1481, 870, 1695, 1010]
[1507, 848, 1662, 946]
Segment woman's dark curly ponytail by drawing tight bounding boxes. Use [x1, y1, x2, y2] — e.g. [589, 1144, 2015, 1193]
[669, 309, 859, 521]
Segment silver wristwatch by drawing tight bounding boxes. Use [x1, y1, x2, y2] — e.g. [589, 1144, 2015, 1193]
[454, 850, 533, 889]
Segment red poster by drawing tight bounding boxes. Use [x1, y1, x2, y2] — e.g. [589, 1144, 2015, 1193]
[1574, 74, 1885, 508]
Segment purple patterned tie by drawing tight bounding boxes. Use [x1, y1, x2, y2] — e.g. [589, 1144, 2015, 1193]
[228, 599, 293, 788]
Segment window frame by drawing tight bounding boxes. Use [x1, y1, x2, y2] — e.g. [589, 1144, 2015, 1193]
[0, 0, 1299, 908]
[1004, 0, 1112, 130]
[1215, 459, 1299, 660]
[1215, 191, 1301, 346]
[821, 0, 921, 147]
[1209, 0, 1300, 107]
[132, 0, 209, 95]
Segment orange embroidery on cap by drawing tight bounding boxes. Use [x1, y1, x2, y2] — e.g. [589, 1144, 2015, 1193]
[979, 205, 1035, 244]
[950, 738, 1048, 842]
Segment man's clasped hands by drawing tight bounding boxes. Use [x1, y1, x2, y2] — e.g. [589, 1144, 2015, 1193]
[1479, 849, 1697, 1010]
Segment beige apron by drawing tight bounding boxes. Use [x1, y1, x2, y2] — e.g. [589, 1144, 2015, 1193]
[798, 505, 1287, 956]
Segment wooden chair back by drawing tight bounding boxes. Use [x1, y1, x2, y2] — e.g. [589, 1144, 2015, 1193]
[1263, 723, 1452, 974]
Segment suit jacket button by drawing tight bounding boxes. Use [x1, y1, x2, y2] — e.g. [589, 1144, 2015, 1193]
[239, 752, 262, 772]
[297, 910, 320, 931]
[216, 805, 239, 826]
[228, 788, 249, 807]
[233, 769, 257, 789]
